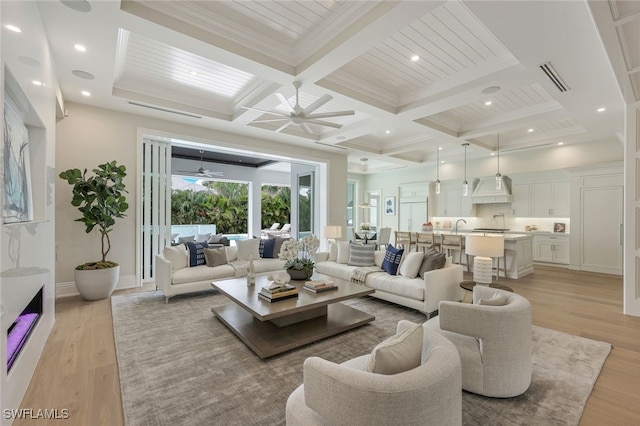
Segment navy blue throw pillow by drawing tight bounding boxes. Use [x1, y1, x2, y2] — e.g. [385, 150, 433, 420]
[381, 245, 404, 275]
[260, 238, 276, 258]
[186, 241, 209, 267]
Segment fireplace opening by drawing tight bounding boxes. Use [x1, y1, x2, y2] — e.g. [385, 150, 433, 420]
[7, 286, 43, 372]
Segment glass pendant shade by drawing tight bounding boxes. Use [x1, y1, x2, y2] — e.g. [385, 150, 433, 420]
[462, 143, 469, 197]
[435, 179, 441, 194]
[496, 173, 502, 190]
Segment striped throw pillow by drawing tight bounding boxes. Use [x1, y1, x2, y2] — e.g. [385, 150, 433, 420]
[348, 243, 376, 267]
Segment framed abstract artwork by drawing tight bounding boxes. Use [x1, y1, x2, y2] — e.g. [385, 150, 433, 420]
[3, 101, 33, 223]
[384, 196, 395, 216]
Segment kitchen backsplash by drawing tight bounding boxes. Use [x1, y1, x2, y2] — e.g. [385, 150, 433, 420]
[431, 203, 570, 233]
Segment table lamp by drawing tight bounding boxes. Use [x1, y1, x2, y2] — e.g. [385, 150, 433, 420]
[465, 234, 504, 285]
[324, 225, 342, 246]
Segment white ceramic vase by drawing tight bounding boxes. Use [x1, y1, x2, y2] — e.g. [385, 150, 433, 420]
[74, 265, 119, 301]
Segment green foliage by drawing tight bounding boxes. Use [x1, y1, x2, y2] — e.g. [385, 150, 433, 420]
[261, 185, 291, 229]
[170, 183, 291, 234]
[59, 161, 128, 265]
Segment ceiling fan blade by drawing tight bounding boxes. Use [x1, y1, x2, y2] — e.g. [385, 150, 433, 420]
[305, 110, 355, 119]
[247, 118, 290, 124]
[301, 123, 315, 135]
[304, 94, 333, 114]
[275, 122, 291, 132]
[200, 171, 223, 177]
[275, 93, 296, 113]
[241, 106, 289, 117]
[306, 119, 343, 129]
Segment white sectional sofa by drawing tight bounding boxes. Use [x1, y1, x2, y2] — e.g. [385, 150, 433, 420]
[155, 244, 286, 302]
[314, 250, 464, 318]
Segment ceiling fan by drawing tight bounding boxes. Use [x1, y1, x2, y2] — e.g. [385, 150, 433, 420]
[177, 150, 223, 178]
[243, 81, 355, 135]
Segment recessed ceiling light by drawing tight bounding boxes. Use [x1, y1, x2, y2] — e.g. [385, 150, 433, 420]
[385, 130, 391, 134]
[189, 70, 198, 76]
[81, 90, 91, 97]
[490, 152, 496, 156]
[528, 128, 534, 133]
[440, 160, 445, 164]
[558, 142, 564, 146]
[32, 80, 43, 86]
[411, 55, 420, 62]
[5, 24, 21, 33]
[481, 86, 501, 95]
[484, 100, 492, 106]
[74, 44, 86, 52]
[60, 0, 92, 12]
[438, 146, 442, 150]
[597, 107, 606, 112]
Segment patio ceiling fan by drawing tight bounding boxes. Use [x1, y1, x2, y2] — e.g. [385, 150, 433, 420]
[177, 150, 223, 178]
[243, 81, 354, 135]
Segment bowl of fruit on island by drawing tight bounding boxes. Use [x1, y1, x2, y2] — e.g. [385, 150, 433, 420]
[422, 222, 433, 231]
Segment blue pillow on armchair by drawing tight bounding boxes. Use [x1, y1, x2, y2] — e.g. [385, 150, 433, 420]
[381, 245, 404, 275]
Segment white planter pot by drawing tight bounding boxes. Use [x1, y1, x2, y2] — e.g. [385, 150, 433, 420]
[74, 265, 120, 301]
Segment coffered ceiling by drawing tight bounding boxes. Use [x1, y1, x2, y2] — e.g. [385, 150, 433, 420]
[30, 0, 633, 173]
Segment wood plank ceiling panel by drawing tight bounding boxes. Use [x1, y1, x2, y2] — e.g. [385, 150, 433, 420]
[120, 33, 257, 103]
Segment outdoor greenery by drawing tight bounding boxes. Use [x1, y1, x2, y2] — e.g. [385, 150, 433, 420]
[170, 181, 290, 234]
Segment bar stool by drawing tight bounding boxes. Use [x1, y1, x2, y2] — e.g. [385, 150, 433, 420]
[394, 231, 414, 252]
[415, 232, 440, 252]
[441, 234, 469, 271]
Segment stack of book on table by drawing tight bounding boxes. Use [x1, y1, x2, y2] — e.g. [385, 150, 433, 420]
[258, 283, 298, 302]
[304, 279, 338, 293]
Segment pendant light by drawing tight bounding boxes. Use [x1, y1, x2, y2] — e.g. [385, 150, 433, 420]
[462, 143, 469, 196]
[435, 145, 441, 195]
[495, 133, 502, 190]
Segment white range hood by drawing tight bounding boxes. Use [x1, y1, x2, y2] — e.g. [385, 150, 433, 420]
[471, 176, 512, 204]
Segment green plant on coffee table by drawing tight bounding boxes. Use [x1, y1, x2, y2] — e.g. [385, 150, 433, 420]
[279, 235, 320, 275]
[59, 161, 128, 270]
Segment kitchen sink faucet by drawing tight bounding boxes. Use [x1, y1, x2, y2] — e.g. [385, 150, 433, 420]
[454, 218, 467, 234]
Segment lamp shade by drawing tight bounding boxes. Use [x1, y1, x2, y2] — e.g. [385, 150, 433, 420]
[465, 234, 504, 257]
[324, 225, 342, 239]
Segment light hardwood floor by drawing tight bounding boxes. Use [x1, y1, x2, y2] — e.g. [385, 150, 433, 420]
[14, 266, 640, 425]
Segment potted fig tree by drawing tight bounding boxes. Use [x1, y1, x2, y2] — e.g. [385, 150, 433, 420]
[59, 161, 128, 300]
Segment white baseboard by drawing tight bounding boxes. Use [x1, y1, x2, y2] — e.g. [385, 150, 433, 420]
[56, 274, 138, 298]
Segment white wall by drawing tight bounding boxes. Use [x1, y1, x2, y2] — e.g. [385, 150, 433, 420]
[56, 102, 348, 289]
[1, 1, 58, 421]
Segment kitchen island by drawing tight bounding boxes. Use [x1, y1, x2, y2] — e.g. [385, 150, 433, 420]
[428, 231, 534, 279]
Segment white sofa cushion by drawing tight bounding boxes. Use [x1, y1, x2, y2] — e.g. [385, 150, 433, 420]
[366, 273, 424, 301]
[163, 245, 188, 272]
[336, 241, 350, 264]
[315, 261, 357, 282]
[367, 324, 423, 375]
[374, 250, 385, 267]
[237, 239, 260, 260]
[226, 245, 238, 261]
[399, 251, 424, 279]
[172, 264, 236, 285]
[328, 243, 338, 261]
[477, 291, 508, 306]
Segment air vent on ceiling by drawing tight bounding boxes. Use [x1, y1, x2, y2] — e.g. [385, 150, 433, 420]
[127, 101, 202, 119]
[539, 62, 570, 92]
[502, 142, 553, 153]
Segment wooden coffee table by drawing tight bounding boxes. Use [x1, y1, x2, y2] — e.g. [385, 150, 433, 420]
[211, 273, 375, 358]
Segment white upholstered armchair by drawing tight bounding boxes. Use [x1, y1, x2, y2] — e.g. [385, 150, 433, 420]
[423, 285, 532, 398]
[286, 323, 462, 426]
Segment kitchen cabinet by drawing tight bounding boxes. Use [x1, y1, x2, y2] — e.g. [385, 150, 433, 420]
[534, 235, 569, 264]
[399, 183, 428, 200]
[531, 182, 569, 217]
[433, 183, 474, 217]
[511, 183, 531, 217]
